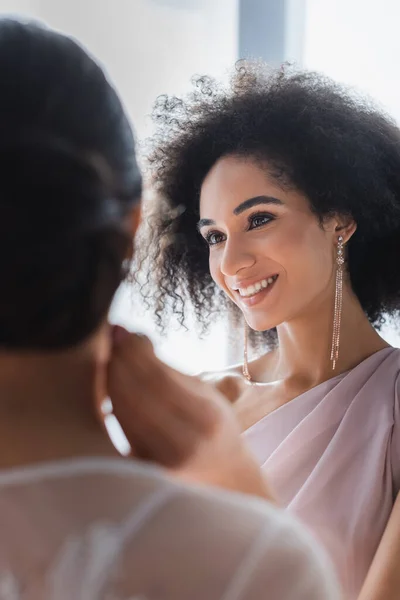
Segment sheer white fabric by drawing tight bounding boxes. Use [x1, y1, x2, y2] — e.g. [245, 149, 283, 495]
[0, 458, 339, 599]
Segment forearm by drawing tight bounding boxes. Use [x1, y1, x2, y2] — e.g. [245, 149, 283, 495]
[358, 493, 400, 600]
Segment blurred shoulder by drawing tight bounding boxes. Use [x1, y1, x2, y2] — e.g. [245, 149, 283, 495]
[162, 484, 340, 600]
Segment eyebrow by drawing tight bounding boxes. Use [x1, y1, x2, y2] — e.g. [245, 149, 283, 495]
[197, 195, 283, 230]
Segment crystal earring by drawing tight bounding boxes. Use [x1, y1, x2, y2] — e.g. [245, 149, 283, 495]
[330, 235, 344, 371]
[243, 321, 252, 383]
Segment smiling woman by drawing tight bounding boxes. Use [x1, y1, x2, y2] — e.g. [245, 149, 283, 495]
[197, 156, 352, 335]
[139, 62, 400, 598]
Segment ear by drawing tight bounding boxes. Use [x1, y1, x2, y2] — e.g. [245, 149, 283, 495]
[334, 215, 357, 244]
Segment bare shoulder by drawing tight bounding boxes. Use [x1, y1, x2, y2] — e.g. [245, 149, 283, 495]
[201, 364, 247, 403]
[200, 349, 276, 403]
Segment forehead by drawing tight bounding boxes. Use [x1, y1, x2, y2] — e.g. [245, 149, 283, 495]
[199, 155, 309, 218]
[200, 156, 281, 214]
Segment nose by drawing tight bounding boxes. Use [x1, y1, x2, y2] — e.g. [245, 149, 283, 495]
[220, 235, 256, 277]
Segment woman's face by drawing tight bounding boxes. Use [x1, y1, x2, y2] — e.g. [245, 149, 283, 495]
[199, 155, 340, 332]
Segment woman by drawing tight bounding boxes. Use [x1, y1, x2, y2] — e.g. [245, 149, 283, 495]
[0, 19, 338, 600]
[140, 63, 400, 597]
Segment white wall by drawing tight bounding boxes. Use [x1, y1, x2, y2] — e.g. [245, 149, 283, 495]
[0, 0, 238, 134]
[0, 0, 239, 372]
[304, 0, 400, 123]
[304, 0, 400, 346]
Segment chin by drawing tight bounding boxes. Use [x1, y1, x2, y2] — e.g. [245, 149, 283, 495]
[244, 314, 280, 333]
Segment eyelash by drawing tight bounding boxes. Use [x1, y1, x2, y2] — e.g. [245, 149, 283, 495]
[204, 212, 274, 247]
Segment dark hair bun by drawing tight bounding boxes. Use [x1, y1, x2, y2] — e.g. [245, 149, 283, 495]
[0, 19, 141, 349]
[0, 130, 124, 239]
[0, 130, 131, 348]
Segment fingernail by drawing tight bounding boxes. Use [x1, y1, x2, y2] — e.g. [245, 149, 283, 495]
[112, 325, 130, 345]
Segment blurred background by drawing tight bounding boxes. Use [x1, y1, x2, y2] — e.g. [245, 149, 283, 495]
[2, 0, 400, 373]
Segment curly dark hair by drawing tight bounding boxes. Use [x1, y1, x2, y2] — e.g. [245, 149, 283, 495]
[137, 61, 400, 342]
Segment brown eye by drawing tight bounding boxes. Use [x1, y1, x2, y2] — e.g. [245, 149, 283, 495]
[249, 213, 273, 229]
[205, 231, 226, 246]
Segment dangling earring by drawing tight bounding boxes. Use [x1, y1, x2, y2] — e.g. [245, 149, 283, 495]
[242, 321, 252, 383]
[331, 235, 344, 371]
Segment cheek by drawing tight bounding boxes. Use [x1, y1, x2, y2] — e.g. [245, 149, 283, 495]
[282, 228, 333, 288]
[208, 251, 234, 298]
[267, 222, 331, 279]
[208, 253, 222, 286]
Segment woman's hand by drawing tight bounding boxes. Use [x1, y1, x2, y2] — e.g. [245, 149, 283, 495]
[107, 326, 273, 501]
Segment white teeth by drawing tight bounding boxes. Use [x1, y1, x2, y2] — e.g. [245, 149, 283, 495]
[238, 276, 277, 297]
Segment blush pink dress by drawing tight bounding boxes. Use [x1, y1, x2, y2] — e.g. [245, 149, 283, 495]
[244, 347, 400, 599]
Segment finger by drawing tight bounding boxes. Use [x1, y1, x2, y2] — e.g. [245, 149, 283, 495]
[108, 358, 201, 467]
[109, 362, 200, 452]
[110, 333, 219, 434]
[166, 369, 221, 434]
[112, 325, 154, 357]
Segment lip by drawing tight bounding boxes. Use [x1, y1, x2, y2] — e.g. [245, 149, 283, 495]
[233, 275, 279, 307]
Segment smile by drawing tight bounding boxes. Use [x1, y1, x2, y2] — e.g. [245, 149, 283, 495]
[236, 275, 278, 298]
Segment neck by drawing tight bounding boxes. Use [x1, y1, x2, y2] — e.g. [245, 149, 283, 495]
[262, 283, 388, 386]
[0, 326, 119, 469]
